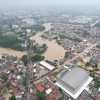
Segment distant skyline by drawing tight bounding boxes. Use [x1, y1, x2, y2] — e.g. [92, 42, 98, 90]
[0, 0, 100, 9]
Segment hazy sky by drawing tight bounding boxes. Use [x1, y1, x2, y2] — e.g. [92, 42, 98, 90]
[0, 0, 100, 8]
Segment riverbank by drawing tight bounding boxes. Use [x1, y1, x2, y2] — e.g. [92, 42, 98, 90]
[0, 23, 65, 61]
[0, 47, 26, 58]
[30, 23, 66, 61]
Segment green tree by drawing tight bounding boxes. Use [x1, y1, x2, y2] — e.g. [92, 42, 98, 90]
[1, 74, 8, 82]
[32, 44, 47, 54]
[22, 76, 27, 88]
[31, 55, 44, 62]
[92, 63, 98, 71]
[59, 88, 62, 93]
[0, 35, 24, 51]
[85, 62, 90, 67]
[9, 95, 16, 100]
[21, 55, 27, 65]
[22, 24, 45, 32]
[37, 92, 46, 100]
[95, 80, 100, 89]
[64, 52, 69, 58]
[89, 58, 98, 70]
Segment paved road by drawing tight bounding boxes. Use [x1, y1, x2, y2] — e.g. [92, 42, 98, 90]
[91, 19, 100, 27]
[64, 40, 100, 65]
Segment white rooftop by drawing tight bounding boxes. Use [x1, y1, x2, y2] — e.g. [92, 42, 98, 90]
[17, 75, 21, 80]
[56, 67, 93, 99]
[40, 61, 55, 71]
[98, 87, 100, 92]
[46, 88, 52, 95]
[56, 77, 93, 99]
[57, 67, 90, 90]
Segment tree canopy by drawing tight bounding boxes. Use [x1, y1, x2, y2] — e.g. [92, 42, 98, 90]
[9, 95, 16, 100]
[37, 92, 46, 100]
[0, 35, 24, 51]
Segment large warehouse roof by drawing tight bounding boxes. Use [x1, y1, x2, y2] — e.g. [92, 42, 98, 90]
[56, 77, 93, 99]
[56, 67, 93, 99]
[57, 67, 89, 90]
[40, 61, 55, 71]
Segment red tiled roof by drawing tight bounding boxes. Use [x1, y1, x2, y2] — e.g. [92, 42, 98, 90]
[35, 82, 44, 92]
[45, 82, 51, 88]
[96, 55, 100, 61]
[52, 89, 63, 100]
[12, 87, 23, 94]
[47, 93, 55, 100]
[97, 50, 100, 53]
[56, 93, 63, 99]
[45, 82, 54, 90]
[0, 83, 5, 90]
[97, 96, 100, 100]
[52, 89, 58, 95]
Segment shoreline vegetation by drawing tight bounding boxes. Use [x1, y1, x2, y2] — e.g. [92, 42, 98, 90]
[0, 23, 65, 61]
[21, 54, 45, 65]
[0, 35, 24, 51]
[30, 23, 66, 61]
[0, 24, 45, 51]
[32, 43, 47, 54]
[21, 24, 45, 33]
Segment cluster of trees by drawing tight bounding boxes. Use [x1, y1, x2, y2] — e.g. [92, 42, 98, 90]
[95, 80, 100, 89]
[9, 95, 16, 100]
[67, 37, 81, 43]
[21, 54, 44, 65]
[22, 76, 27, 88]
[59, 34, 67, 39]
[85, 58, 98, 71]
[32, 24, 45, 32]
[64, 51, 70, 58]
[96, 45, 100, 49]
[21, 43, 47, 65]
[0, 35, 24, 51]
[59, 34, 81, 43]
[31, 55, 44, 62]
[37, 92, 46, 100]
[22, 24, 45, 32]
[21, 55, 28, 65]
[32, 44, 47, 54]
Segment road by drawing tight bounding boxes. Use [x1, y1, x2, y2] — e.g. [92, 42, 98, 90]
[91, 19, 100, 27]
[64, 40, 100, 65]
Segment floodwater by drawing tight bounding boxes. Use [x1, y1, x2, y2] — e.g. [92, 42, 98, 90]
[0, 23, 65, 60]
[30, 23, 66, 61]
[0, 47, 26, 58]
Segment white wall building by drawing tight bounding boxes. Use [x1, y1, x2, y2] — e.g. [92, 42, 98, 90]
[56, 67, 93, 99]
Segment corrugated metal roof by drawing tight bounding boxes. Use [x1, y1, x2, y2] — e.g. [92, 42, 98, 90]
[40, 61, 55, 71]
[57, 67, 90, 89]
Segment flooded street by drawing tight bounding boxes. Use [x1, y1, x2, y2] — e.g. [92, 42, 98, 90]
[30, 23, 66, 61]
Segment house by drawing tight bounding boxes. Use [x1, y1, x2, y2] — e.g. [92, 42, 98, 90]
[35, 82, 44, 92]
[0, 83, 5, 90]
[12, 87, 24, 99]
